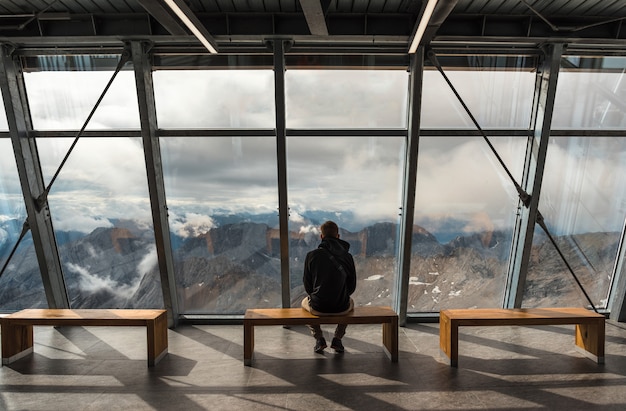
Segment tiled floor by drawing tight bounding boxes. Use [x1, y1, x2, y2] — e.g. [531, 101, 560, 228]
[1, 319, 626, 410]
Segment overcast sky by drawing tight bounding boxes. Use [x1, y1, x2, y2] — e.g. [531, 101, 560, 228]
[1, 68, 625, 240]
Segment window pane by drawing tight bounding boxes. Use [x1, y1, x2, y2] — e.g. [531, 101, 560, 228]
[37, 138, 161, 309]
[24, 55, 139, 130]
[153, 70, 275, 128]
[161, 137, 280, 314]
[409, 137, 526, 312]
[287, 136, 404, 308]
[523, 137, 626, 309]
[286, 70, 408, 128]
[0, 139, 47, 309]
[422, 65, 535, 129]
[0, 92, 7, 130]
[553, 57, 626, 129]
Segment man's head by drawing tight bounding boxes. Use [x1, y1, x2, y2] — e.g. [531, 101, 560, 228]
[320, 221, 339, 239]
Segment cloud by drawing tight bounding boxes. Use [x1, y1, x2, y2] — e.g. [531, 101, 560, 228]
[298, 224, 318, 235]
[5, 70, 624, 240]
[66, 262, 139, 300]
[52, 212, 113, 234]
[539, 137, 626, 234]
[414, 137, 525, 231]
[137, 247, 158, 276]
[289, 212, 307, 224]
[170, 212, 216, 238]
[153, 70, 275, 128]
[24, 71, 140, 130]
[286, 70, 408, 128]
[421, 70, 535, 128]
[0, 227, 7, 247]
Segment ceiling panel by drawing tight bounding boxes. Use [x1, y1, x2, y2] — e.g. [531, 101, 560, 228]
[0, 0, 623, 53]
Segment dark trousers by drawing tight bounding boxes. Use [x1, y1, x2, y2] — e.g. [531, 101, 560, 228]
[301, 297, 354, 340]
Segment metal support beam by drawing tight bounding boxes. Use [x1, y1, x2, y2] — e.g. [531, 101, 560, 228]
[0, 44, 69, 308]
[137, 0, 188, 36]
[503, 44, 563, 308]
[410, 0, 458, 50]
[130, 40, 180, 327]
[396, 50, 423, 326]
[299, 0, 328, 36]
[273, 40, 291, 308]
[609, 216, 626, 321]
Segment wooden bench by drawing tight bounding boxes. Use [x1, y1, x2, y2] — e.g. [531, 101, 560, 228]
[439, 307, 605, 367]
[243, 306, 398, 366]
[1, 309, 168, 367]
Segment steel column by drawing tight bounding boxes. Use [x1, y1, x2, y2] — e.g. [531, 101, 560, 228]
[609, 216, 626, 321]
[273, 40, 291, 308]
[504, 44, 563, 308]
[0, 44, 69, 308]
[130, 41, 180, 327]
[396, 50, 423, 326]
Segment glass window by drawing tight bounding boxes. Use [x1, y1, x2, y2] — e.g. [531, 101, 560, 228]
[153, 70, 275, 128]
[409, 137, 526, 312]
[0, 139, 47, 309]
[23, 55, 139, 130]
[287, 136, 405, 308]
[0, 92, 8, 131]
[286, 70, 408, 128]
[523, 137, 626, 309]
[421, 65, 535, 129]
[36, 138, 161, 309]
[553, 56, 626, 129]
[160, 136, 280, 314]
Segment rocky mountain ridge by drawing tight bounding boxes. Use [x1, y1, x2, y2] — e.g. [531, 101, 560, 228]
[0, 218, 620, 313]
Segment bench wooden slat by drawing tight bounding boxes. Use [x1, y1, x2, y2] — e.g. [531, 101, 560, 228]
[439, 307, 605, 367]
[2, 309, 165, 326]
[441, 307, 603, 323]
[245, 306, 397, 325]
[243, 306, 398, 365]
[1, 309, 168, 367]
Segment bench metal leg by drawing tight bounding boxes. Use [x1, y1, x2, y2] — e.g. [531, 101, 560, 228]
[243, 321, 254, 366]
[1, 323, 34, 365]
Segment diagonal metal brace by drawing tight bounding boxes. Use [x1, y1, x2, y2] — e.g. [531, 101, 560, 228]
[35, 45, 133, 211]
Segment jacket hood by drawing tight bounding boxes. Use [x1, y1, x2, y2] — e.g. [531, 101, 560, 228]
[318, 236, 351, 255]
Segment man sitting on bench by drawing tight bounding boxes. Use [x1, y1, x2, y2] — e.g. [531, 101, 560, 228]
[301, 220, 357, 354]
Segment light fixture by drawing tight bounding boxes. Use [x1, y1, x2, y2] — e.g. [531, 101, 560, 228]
[408, 0, 438, 53]
[163, 0, 218, 54]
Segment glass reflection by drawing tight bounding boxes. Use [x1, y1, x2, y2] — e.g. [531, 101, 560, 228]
[36, 138, 161, 309]
[24, 67, 139, 130]
[524, 137, 626, 309]
[409, 137, 525, 311]
[286, 70, 408, 128]
[160, 137, 280, 314]
[553, 56, 626, 129]
[287, 136, 404, 308]
[421, 68, 535, 129]
[153, 70, 275, 129]
[0, 139, 46, 309]
[0, 92, 7, 131]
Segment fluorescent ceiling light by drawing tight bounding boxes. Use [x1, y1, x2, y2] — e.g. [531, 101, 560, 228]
[163, 0, 218, 53]
[409, 0, 438, 53]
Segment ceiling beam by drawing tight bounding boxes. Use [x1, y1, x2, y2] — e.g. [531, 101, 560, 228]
[137, 0, 187, 36]
[162, 0, 219, 53]
[409, 0, 458, 52]
[299, 0, 328, 36]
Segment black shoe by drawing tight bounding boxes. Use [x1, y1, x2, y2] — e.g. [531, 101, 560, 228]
[331, 337, 344, 353]
[314, 338, 327, 353]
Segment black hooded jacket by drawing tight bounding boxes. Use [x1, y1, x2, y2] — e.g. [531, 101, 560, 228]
[303, 236, 357, 313]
